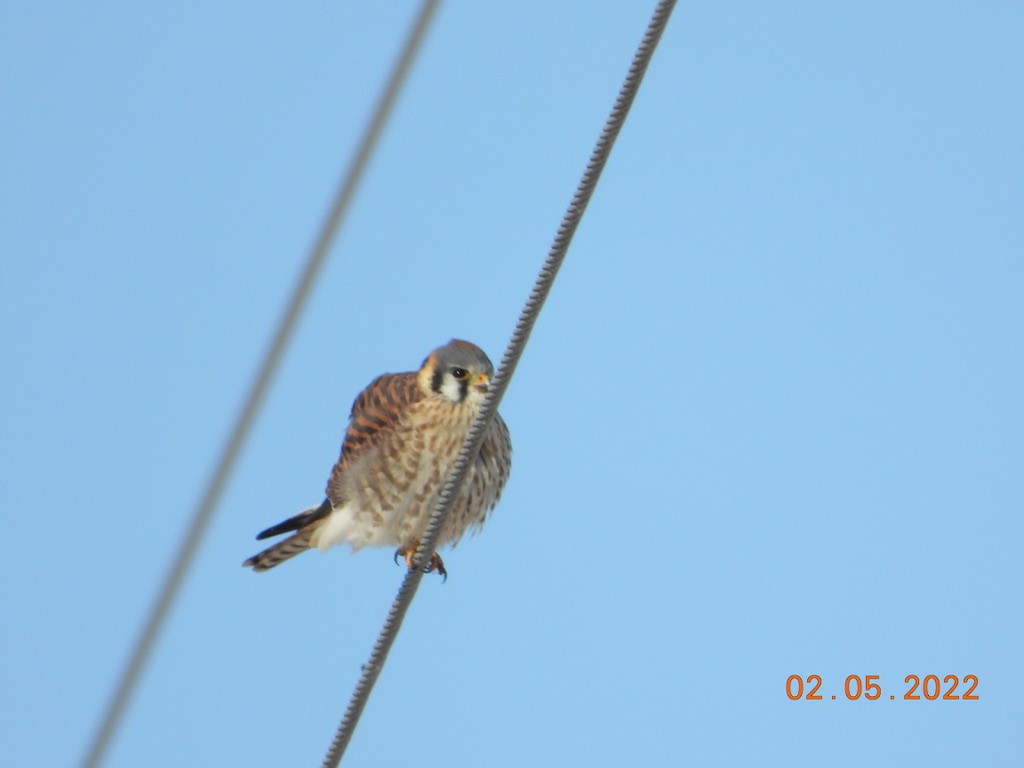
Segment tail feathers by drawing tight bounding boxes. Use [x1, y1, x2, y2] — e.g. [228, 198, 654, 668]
[243, 529, 315, 572]
[256, 499, 332, 540]
[245, 500, 333, 572]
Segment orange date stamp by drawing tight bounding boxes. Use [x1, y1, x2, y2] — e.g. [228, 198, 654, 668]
[786, 674, 980, 701]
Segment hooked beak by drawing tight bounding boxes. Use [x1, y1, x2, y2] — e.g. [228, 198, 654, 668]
[474, 372, 490, 393]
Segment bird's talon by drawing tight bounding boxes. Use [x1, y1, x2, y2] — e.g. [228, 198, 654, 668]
[428, 553, 448, 582]
[394, 546, 447, 580]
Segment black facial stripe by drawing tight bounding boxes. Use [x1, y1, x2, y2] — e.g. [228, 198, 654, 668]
[458, 377, 469, 401]
[430, 367, 444, 394]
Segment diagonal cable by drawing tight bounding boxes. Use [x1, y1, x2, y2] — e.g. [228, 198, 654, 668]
[77, 3, 443, 767]
[319, 2, 677, 765]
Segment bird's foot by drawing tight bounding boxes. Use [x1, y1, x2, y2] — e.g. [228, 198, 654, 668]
[394, 544, 447, 581]
[427, 552, 448, 580]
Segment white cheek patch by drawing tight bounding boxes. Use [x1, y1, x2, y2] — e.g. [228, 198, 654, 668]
[438, 375, 464, 402]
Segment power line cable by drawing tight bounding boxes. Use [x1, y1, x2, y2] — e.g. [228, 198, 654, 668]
[77, 3, 443, 767]
[319, 2, 677, 765]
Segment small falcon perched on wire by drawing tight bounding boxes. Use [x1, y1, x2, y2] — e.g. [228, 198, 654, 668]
[244, 339, 511, 578]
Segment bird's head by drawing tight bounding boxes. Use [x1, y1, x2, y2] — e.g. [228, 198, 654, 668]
[418, 339, 495, 405]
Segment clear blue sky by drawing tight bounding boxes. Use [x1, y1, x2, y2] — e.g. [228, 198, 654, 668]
[2, 2, 1021, 766]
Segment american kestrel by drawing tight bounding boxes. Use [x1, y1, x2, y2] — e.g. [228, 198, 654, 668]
[243, 339, 511, 578]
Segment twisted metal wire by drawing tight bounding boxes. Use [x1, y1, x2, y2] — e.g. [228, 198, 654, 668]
[320, 2, 677, 765]
[77, 3, 443, 767]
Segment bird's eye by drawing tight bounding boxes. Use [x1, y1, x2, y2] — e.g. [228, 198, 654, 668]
[451, 367, 469, 380]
